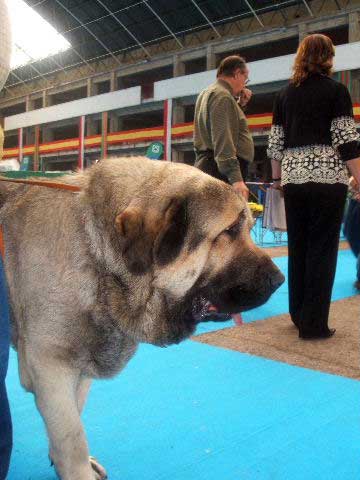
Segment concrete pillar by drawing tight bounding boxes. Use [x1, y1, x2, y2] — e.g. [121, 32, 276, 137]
[42, 126, 54, 142]
[18, 128, 23, 165]
[86, 116, 97, 136]
[42, 90, 48, 108]
[206, 45, 216, 70]
[78, 116, 85, 170]
[87, 78, 96, 97]
[172, 99, 185, 124]
[101, 112, 108, 159]
[349, 12, 360, 42]
[351, 71, 360, 103]
[170, 99, 185, 162]
[25, 95, 34, 112]
[110, 71, 117, 92]
[298, 23, 308, 43]
[163, 99, 173, 161]
[353, 79, 360, 103]
[109, 112, 120, 132]
[173, 55, 185, 77]
[42, 90, 52, 108]
[172, 149, 185, 163]
[33, 126, 40, 172]
[24, 127, 35, 145]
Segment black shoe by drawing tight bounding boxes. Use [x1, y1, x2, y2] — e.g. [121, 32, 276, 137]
[290, 317, 299, 328]
[299, 328, 336, 340]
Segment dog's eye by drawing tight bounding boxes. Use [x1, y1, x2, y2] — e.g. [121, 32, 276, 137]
[223, 213, 245, 239]
[224, 221, 241, 238]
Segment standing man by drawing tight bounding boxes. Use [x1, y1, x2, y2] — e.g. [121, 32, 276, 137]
[194, 55, 254, 200]
[194, 56, 253, 324]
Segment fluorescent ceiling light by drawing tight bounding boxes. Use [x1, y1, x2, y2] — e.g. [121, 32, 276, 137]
[7, 0, 71, 69]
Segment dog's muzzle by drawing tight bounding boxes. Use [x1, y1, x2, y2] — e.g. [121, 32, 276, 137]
[194, 259, 285, 320]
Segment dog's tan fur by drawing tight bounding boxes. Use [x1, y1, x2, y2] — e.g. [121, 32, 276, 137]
[0, 157, 283, 479]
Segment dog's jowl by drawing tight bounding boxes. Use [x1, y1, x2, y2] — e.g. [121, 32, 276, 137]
[0, 157, 284, 480]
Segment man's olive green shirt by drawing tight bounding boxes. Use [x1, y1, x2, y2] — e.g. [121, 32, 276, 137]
[193, 79, 254, 183]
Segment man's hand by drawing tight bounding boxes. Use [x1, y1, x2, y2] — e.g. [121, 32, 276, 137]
[350, 176, 358, 190]
[271, 179, 282, 191]
[350, 176, 360, 201]
[271, 179, 284, 197]
[238, 88, 252, 108]
[232, 181, 249, 200]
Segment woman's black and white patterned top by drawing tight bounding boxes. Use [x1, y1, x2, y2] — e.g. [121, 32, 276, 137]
[267, 73, 360, 185]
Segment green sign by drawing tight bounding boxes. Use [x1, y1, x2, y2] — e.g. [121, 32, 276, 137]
[146, 141, 163, 160]
[20, 156, 31, 171]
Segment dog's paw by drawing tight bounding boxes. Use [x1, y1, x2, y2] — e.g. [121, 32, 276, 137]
[90, 456, 107, 479]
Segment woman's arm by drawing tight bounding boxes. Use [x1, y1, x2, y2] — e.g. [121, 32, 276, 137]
[331, 84, 360, 163]
[347, 157, 360, 186]
[267, 92, 284, 188]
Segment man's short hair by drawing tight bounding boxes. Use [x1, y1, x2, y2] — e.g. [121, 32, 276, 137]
[217, 55, 246, 77]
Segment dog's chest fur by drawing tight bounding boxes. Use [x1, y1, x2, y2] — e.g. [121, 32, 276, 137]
[79, 307, 138, 378]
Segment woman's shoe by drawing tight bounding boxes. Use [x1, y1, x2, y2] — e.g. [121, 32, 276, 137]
[299, 328, 336, 340]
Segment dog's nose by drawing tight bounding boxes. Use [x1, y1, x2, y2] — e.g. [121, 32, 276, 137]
[269, 270, 285, 290]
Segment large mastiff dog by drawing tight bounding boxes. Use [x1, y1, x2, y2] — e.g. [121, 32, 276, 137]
[0, 157, 284, 479]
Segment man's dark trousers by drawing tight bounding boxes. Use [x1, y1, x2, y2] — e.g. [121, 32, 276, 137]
[0, 256, 12, 480]
[194, 150, 249, 183]
[344, 198, 360, 282]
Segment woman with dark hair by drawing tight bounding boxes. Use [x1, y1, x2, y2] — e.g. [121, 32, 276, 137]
[267, 34, 360, 339]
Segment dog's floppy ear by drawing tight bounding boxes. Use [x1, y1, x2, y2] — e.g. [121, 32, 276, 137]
[115, 206, 152, 274]
[154, 198, 188, 266]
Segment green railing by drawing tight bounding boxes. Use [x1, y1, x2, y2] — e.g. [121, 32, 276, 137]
[0, 171, 67, 179]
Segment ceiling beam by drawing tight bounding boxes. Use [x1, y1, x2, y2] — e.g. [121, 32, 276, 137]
[54, 0, 122, 65]
[244, 0, 264, 28]
[301, 0, 314, 16]
[94, 0, 152, 58]
[190, 0, 221, 38]
[143, 1, 184, 48]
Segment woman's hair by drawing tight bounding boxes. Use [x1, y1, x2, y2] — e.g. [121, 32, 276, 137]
[291, 34, 335, 86]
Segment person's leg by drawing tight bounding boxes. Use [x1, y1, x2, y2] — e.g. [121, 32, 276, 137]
[0, 257, 12, 480]
[299, 183, 347, 337]
[356, 253, 360, 288]
[283, 184, 310, 327]
[344, 199, 360, 257]
[343, 198, 360, 287]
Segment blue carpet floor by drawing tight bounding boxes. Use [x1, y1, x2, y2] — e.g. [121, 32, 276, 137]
[6, 247, 360, 480]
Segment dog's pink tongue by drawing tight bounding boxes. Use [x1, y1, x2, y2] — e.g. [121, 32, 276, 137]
[232, 313, 243, 325]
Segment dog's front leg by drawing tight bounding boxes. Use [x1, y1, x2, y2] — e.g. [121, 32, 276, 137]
[33, 365, 101, 480]
[76, 376, 107, 479]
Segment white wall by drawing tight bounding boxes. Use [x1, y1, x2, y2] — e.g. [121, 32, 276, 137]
[5, 86, 141, 131]
[154, 41, 360, 100]
[5, 41, 360, 131]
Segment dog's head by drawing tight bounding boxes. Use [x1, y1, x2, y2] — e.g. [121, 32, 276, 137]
[83, 157, 284, 346]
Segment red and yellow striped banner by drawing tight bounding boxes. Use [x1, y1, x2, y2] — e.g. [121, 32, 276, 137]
[2, 108, 360, 159]
[107, 126, 164, 144]
[172, 123, 194, 137]
[40, 138, 79, 154]
[353, 103, 360, 120]
[247, 113, 273, 129]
